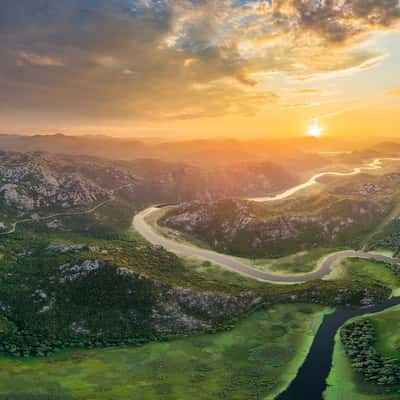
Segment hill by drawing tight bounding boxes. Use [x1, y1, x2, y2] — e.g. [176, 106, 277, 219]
[161, 173, 400, 258]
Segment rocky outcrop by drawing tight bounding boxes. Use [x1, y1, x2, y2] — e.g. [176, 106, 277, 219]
[0, 152, 119, 212]
[152, 287, 261, 334]
[162, 194, 391, 257]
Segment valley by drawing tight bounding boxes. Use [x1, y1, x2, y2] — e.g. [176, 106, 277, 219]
[133, 155, 400, 399]
[0, 142, 400, 399]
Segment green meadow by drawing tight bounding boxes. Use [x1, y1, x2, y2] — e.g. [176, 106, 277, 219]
[371, 305, 400, 362]
[0, 304, 325, 400]
[239, 247, 343, 275]
[325, 257, 400, 292]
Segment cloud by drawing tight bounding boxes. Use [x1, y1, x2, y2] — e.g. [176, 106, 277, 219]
[293, 88, 320, 94]
[316, 106, 359, 120]
[385, 88, 400, 96]
[0, 0, 398, 124]
[268, 0, 400, 45]
[15, 51, 64, 67]
[283, 102, 311, 108]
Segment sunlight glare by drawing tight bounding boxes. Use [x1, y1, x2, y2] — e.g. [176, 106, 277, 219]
[307, 122, 324, 138]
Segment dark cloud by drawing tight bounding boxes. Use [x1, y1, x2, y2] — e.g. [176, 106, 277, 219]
[272, 0, 400, 44]
[0, 0, 265, 122]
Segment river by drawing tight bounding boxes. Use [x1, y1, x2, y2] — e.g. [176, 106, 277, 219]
[247, 157, 400, 202]
[133, 156, 400, 283]
[132, 157, 400, 399]
[276, 297, 400, 400]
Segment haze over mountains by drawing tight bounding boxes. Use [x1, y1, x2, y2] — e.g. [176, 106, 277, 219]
[0, 133, 398, 167]
[0, 133, 399, 227]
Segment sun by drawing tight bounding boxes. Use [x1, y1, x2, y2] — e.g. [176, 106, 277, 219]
[307, 122, 324, 138]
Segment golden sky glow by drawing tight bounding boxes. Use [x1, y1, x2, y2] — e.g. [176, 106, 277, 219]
[0, 1, 400, 139]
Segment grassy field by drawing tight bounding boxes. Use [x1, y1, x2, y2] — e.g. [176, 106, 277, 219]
[325, 305, 400, 400]
[370, 305, 400, 361]
[325, 258, 400, 292]
[0, 304, 325, 400]
[237, 247, 344, 275]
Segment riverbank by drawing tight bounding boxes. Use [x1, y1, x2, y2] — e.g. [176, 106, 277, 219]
[268, 307, 334, 400]
[325, 304, 400, 400]
[277, 297, 400, 400]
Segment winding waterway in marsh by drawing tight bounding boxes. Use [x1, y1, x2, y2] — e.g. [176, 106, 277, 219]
[133, 157, 400, 400]
[276, 297, 400, 400]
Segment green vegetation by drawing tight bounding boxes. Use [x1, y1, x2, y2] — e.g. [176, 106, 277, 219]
[362, 199, 400, 251]
[325, 330, 400, 400]
[326, 258, 400, 293]
[0, 234, 159, 357]
[25, 199, 138, 241]
[0, 224, 392, 358]
[0, 189, 395, 360]
[369, 306, 400, 362]
[340, 320, 400, 386]
[0, 304, 325, 400]
[146, 208, 341, 275]
[326, 305, 400, 400]
[369, 219, 400, 257]
[162, 189, 396, 258]
[239, 247, 342, 275]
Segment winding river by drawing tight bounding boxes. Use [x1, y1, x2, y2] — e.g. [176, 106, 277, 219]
[133, 157, 400, 283]
[276, 297, 400, 400]
[133, 157, 400, 400]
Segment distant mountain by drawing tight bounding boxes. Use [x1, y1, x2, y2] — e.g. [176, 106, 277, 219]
[0, 133, 396, 227]
[369, 141, 400, 155]
[0, 133, 148, 161]
[0, 133, 371, 168]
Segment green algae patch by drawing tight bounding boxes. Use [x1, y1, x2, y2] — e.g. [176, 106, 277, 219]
[0, 304, 325, 400]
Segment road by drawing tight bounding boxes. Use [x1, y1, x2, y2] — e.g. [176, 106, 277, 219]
[0, 184, 132, 236]
[133, 209, 400, 283]
[133, 157, 400, 283]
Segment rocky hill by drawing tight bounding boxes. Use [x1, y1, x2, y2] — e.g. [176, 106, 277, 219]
[0, 151, 300, 227]
[161, 173, 400, 258]
[0, 152, 112, 212]
[0, 231, 389, 357]
[126, 158, 298, 203]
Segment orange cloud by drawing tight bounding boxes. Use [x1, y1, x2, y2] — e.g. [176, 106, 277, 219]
[385, 89, 400, 96]
[293, 88, 321, 94]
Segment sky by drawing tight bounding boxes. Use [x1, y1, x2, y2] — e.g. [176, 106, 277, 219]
[0, 0, 399, 139]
